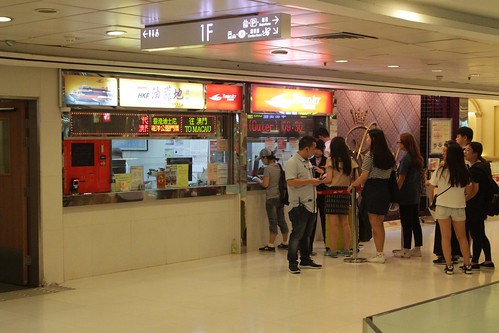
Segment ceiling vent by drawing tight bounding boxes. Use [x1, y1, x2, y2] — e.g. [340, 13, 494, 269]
[302, 32, 377, 40]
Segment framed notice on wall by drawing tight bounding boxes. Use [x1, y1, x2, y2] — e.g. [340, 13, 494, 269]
[428, 118, 452, 155]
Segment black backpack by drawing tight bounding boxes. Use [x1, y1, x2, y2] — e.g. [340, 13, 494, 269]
[475, 162, 499, 217]
[277, 164, 289, 205]
[486, 176, 499, 217]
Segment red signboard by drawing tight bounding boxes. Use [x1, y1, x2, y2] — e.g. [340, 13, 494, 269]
[251, 86, 332, 114]
[205, 84, 243, 111]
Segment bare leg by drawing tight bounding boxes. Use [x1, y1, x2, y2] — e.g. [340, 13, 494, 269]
[452, 220, 471, 266]
[340, 215, 351, 250]
[329, 214, 340, 250]
[368, 213, 385, 252]
[438, 218, 453, 266]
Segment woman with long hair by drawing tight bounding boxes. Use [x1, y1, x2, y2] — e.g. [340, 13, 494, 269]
[464, 142, 495, 269]
[395, 133, 424, 258]
[321, 137, 358, 258]
[348, 128, 395, 263]
[428, 144, 472, 274]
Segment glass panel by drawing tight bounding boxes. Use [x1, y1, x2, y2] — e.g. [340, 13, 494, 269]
[0, 119, 10, 174]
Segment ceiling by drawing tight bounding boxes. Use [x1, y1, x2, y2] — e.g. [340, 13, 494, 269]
[2, 0, 499, 97]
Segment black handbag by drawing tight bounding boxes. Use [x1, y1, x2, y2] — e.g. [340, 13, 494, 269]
[429, 186, 451, 211]
[389, 169, 400, 204]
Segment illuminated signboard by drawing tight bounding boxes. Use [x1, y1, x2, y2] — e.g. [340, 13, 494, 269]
[247, 114, 314, 138]
[64, 75, 118, 106]
[205, 84, 243, 111]
[251, 86, 332, 114]
[141, 13, 291, 49]
[119, 78, 205, 109]
[70, 112, 150, 136]
[151, 115, 216, 135]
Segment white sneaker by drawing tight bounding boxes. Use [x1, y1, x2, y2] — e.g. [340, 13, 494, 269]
[368, 253, 386, 264]
[409, 248, 422, 257]
[394, 249, 410, 258]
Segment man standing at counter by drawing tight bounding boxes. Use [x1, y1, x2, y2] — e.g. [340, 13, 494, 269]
[285, 136, 323, 274]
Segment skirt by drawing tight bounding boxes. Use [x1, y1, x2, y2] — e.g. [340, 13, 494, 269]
[362, 178, 390, 215]
[324, 186, 350, 215]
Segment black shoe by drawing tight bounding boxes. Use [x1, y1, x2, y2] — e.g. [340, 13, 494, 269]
[461, 264, 473, 275]
[433, 257, 446, 265]
[444, 265, 454, 275]
[459, 264, 480, 270]
[480, 262, 495, 269]
[289, 266, 301, 274]
[277, 243, 288, 249]
[259, 245, 275, 252]
[299, 261, 322, 269]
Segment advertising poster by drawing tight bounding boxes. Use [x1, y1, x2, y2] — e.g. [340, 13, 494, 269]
[428, 118, 452, 155]
[64, 75, 118, 106]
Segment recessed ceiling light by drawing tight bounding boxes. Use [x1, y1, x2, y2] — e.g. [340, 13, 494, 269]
[335, 59, 348, 63]
[431, 69, 443, 73]
[0, 16, 12, 23]
[271, 49, 288, 55]
[106, 30, 127, 36]
[35, 8, 58, 14]
[387, 65, 399, 68]
[469, 73, 480, 77]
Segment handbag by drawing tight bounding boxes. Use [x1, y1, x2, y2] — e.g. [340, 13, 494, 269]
[429, 186, 451, 211]
[389, 169, 400, 204]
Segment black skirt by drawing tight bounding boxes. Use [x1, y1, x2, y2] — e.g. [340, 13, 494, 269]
[324, 186, 350, 215]
[362, 178, 390, 215]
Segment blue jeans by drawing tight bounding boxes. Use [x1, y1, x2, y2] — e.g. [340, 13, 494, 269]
[287, 205, 317, 267]
[265, 198, 289, 235]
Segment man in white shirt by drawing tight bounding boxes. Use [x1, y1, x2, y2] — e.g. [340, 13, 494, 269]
[314, 127, 332, 158]
[285, 136, 323, 274]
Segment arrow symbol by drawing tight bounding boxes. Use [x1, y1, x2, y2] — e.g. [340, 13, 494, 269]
[142, 30, 147, 38]
[273, 27, 279, 34]
[273, 16, 279, 24]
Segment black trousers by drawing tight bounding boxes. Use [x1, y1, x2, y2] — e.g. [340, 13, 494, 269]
[399, 204, 422, 249]
[467, 213, 492, 263]
[310, 194, 326, 251]
[433, 222, 462, 257]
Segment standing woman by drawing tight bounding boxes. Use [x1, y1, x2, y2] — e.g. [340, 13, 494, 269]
[464, 142, 495, 269]
[395, 133, 424, 258]
[310, 140, 328, 254]
[254, 148, 289, 251]
[348, 128, 395, 263]
[321, 137, 359, 257]
[427, 144, 472, 274]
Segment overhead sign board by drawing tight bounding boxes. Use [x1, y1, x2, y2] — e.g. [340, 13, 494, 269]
[141, 13, 291, 50]
[251, 86, 333, 114]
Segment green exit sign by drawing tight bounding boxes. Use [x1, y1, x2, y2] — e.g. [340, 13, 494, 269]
[141, 13, 291, 50]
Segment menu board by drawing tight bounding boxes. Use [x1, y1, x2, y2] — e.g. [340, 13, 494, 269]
[247, 114, 314, 137]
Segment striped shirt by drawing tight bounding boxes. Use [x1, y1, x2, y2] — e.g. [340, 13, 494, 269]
[362, 152, 392, 179]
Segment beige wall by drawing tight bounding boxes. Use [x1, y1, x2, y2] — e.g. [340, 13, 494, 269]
[0, 65, 241, 284]
[469, 99, 499, 158]
[0, 65, 63, 284]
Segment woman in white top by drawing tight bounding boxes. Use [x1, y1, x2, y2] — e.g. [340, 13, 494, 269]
[428, 143, 473, 275]
[321, 137, 358, 257]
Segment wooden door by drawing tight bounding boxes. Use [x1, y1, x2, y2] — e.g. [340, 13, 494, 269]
[0, 100, 28, 285]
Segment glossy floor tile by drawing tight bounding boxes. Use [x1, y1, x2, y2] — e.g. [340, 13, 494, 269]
[1, 218, 498, 333]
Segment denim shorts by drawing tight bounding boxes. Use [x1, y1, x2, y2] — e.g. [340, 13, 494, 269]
[434, 206, 466, 221]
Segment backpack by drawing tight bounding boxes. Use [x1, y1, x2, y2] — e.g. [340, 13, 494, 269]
[486, 176, 499, 217]
[475, 162, 499, 217]
[277, 163, 289, 205]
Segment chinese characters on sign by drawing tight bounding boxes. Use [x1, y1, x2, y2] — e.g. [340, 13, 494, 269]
[150, 115, 216, 135]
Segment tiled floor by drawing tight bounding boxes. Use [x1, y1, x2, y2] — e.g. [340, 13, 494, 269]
[0, 218, 498, 333]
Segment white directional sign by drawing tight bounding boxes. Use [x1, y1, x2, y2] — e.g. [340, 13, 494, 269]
[141, 13, 291, 50]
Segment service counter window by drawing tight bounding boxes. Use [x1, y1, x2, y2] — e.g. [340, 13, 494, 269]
[62, 111, 236, 206]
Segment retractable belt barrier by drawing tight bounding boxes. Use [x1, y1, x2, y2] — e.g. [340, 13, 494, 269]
[344, 187, 368, 264]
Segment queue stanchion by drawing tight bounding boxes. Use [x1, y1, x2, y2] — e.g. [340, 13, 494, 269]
[344, 186, 367, 263]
